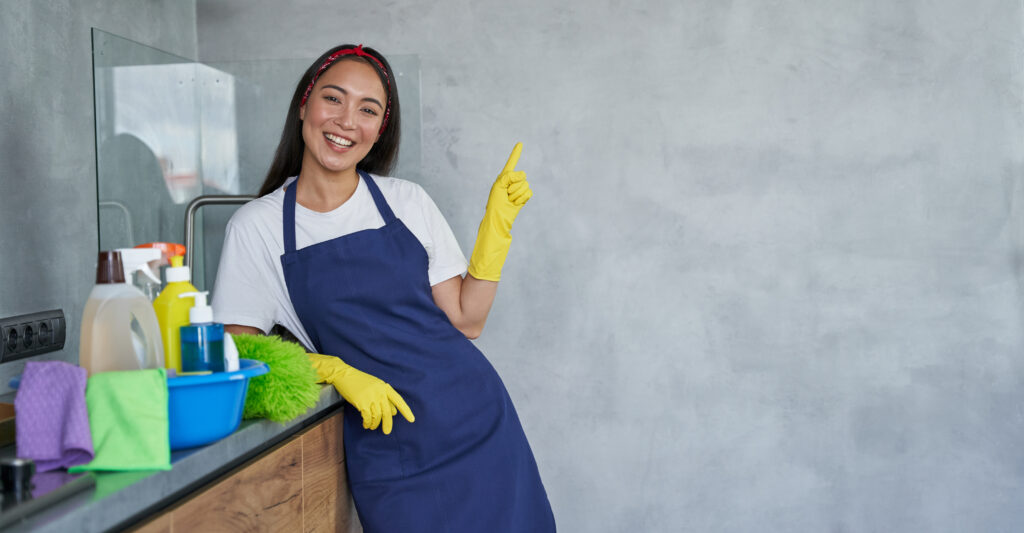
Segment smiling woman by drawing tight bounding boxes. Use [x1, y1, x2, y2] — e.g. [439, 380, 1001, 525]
[257, 45, 400, 199]
[210, 44, 555, 532]
[296, 60, 388, 211]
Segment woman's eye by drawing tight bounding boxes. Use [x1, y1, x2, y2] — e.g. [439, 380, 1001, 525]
[325, 95, 340, 103]
[361, 108, 379, 116]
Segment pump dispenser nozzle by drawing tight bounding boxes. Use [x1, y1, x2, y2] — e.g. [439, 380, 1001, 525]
[179, 291, 213, 324]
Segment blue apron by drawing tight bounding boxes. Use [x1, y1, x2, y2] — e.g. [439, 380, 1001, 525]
[281, 173, 555, 532]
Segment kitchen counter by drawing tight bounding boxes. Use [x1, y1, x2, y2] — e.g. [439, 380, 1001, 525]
[0, 386, 345, 532]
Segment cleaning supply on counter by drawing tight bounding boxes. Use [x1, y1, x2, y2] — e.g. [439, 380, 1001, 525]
[116, 248, 162, 301]
[133, 242, 186, 264]
[79, 251, 165, 376]
[68, 368, 171, 473]
[178, 291, 224, 373]
[232, 334, 320, 423]
[13, 361, 93, 471]
[153, 256, 199, 373]
[166, 359, 268, 449]
[222, 330, 240, 372]
[133, 242, 186, 291]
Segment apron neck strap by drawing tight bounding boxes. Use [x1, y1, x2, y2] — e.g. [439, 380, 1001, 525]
[283, 179, 298, 253]
[359, 170, 397, 225]
[282, 172, 398, 254]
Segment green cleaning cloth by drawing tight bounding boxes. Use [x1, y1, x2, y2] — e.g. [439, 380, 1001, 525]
[69, 369, 171, 473]
[233, 334, 320, 423]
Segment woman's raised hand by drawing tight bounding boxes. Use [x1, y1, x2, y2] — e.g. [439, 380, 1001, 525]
[467, 143, 533, 281]
[497, 143, 533, 209]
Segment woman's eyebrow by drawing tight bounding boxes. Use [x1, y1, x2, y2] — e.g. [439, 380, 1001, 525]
[322, 84, 384, 108]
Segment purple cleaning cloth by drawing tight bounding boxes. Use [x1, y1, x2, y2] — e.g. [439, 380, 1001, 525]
[14, 361, 94, 472]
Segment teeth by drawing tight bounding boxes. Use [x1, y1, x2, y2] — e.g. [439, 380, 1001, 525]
[325, 133, 353, 147]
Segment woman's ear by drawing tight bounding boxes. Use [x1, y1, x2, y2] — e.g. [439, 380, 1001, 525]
[299, 104, 306, 121]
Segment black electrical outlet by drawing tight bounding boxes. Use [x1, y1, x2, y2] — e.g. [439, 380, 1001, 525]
[0, 309, 66, 363]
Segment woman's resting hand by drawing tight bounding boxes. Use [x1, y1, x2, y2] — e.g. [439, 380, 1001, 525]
[307, 353, 415, 435]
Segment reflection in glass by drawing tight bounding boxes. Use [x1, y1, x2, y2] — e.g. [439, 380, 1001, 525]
[198, 64, 240, 194]
[108, 63, 204, 204]
[93, 29, 239, 272]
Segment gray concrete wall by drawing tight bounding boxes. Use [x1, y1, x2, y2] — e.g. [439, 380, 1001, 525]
[196, 2, 1024, 531]
[0, 1, 197, 390]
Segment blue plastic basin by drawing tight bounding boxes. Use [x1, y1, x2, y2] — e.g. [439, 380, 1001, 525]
[167, 358, 268, 450]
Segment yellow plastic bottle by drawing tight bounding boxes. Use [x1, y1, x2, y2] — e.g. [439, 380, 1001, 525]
[153, 255, 198, 372]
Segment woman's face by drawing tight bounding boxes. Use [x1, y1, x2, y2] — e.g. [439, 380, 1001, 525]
[299, 59, 387, 179]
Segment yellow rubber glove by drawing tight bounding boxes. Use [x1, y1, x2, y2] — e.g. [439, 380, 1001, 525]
[307, 353, 414, 435]
[467, 142, 533, 281]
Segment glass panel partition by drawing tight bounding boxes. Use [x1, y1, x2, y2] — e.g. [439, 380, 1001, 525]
[92, 29, 238, 290]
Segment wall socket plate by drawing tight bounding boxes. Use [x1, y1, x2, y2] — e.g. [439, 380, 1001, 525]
[0, 309, 66, 363]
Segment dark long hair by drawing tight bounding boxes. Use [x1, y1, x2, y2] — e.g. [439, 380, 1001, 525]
[258, 44, 401, 197]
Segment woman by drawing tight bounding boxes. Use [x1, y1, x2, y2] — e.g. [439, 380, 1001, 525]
[212, 44, 556, 532]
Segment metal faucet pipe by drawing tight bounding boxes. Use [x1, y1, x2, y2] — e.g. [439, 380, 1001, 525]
[184, 195, 256, 283]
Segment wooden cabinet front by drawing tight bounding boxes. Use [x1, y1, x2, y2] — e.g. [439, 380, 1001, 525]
[133, 409, 358, 532]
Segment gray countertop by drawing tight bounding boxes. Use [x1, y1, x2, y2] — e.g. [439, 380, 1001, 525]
[1, 386, 343, 532]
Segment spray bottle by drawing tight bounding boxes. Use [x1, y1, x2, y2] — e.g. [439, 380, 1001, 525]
[116, 248, 162, 301]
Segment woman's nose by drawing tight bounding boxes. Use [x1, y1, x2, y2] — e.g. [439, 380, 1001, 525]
[335, 106, 356, 129]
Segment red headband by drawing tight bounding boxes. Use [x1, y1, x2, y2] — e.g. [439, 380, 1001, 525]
[300, 45, 392, 135]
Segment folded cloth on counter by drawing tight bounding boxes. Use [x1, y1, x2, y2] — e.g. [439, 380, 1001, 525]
[69, 369, 171, 473]
[15, 361, 93, 472]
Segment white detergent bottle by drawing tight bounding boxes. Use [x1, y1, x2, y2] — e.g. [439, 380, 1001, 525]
[79, 251, 166, 376]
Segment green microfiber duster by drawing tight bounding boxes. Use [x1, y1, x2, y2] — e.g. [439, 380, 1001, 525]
[233, 333, 320, 423]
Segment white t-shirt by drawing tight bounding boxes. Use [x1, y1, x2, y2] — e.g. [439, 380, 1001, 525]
[211, 174, 468, 351]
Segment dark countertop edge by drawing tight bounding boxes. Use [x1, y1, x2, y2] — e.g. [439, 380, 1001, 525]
[6, 386, 342, 533]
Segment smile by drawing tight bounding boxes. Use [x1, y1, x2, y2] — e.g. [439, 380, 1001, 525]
[324, 133, 353, 148]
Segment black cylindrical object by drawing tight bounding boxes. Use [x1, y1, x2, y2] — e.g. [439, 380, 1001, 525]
[0, 457, 35, 499]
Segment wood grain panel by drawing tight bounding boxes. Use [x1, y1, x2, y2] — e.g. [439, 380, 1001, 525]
[172, 436, 304, 532]
[302, 411, 357, 532]
[130, 512, 171, 533]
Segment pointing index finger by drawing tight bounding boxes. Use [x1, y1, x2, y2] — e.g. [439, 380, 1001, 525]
[502, 142, 523, 173]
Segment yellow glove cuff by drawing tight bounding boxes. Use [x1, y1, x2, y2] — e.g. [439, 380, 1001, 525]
[468, 218, 513, 281]
[307, 352, 353, 383]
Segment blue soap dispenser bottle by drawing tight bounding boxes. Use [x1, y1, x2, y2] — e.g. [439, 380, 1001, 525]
[178, 291, 225, 373]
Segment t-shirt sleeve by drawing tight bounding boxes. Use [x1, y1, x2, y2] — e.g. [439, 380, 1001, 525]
[416, 185, 469, 286]
[211, 214, 278, 333]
